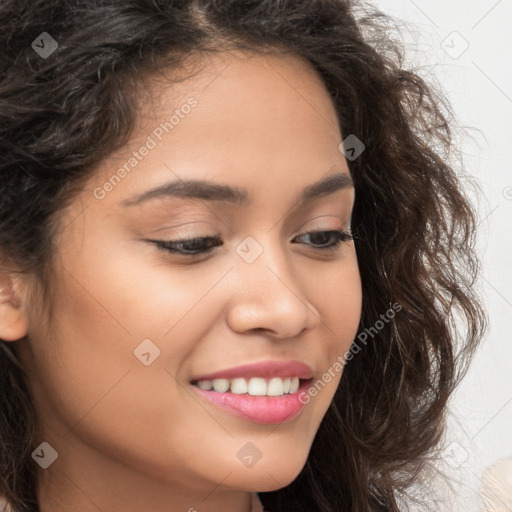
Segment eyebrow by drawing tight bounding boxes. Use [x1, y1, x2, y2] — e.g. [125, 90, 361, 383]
[121, 171, 353, 208]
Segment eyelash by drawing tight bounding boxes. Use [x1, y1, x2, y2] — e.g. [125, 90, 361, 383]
[149, 229, 354, 257]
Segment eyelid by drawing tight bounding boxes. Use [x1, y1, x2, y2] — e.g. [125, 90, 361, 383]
[302, 212, 352, 229]
[146, 220, 216, 236]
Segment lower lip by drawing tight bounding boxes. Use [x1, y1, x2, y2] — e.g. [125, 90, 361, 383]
[190, 380, 311, 424]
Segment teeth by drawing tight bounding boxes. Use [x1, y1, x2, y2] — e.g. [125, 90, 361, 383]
[247, 377, 267, 396]
[197, 380, 213, 391]
[289, 377, 300, 393]
[267, 377, 284, 396]
[212, 379, 230, 393]
[230, 378, 248, 394]
[195, 376, 303, 396]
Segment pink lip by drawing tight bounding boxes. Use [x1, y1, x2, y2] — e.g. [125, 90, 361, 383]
[190, 360, 314, 382]
[191, 379, 311, 424]
[189, 360, 313, 424]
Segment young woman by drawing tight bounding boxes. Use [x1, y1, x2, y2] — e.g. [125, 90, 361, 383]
[0, 1, 486, 511]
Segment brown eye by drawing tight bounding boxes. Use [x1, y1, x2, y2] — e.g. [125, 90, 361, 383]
[292, 229, 353, 251]
[149, 236, 223, 256]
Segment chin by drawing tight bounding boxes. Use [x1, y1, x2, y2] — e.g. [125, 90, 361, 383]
[227, 450, 309, 493]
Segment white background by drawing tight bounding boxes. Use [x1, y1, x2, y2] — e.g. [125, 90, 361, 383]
[371, 0, 512, 510]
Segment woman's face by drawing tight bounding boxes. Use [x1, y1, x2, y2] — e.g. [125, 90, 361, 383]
[17, 50, 362, 505]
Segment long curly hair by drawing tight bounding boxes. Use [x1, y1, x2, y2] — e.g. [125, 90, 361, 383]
[0, 1, 486, 511]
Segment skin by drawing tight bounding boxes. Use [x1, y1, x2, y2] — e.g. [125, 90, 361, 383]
[0, 50, 362, 512]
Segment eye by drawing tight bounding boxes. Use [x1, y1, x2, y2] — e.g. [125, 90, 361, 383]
[147, 229, 353, 257]
[149, 235, 223, 256]
[292, 229, 353, 251]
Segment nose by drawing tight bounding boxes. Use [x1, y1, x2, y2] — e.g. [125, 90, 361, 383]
[226, 240, 320, 339]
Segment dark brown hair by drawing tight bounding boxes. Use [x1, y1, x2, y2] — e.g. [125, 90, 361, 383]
[0, 1, 486, 511]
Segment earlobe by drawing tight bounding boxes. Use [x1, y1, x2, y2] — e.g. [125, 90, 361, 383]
[0, 273, 29, 342]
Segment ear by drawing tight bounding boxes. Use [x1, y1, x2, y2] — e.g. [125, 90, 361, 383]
[0, 272, 29, 342]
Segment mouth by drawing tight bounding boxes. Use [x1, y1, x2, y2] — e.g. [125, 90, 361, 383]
[188, 361, 314, 424]
[190, 378, 312, 424]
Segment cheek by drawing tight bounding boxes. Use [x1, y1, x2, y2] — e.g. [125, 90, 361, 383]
[328, 263, 362, 381]
[27, 234, 233, 427]
[289, 252, 361, 423]
[21, 252, 165, 426]
[22, 265, 221, 483]
[313, 252, 363, 349]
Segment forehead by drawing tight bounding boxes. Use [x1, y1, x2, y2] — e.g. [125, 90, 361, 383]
[139, 48, 340, 123]
[85, 49, 348, 209]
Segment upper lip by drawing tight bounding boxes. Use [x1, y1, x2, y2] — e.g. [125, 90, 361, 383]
[190, 360, 314, 382]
